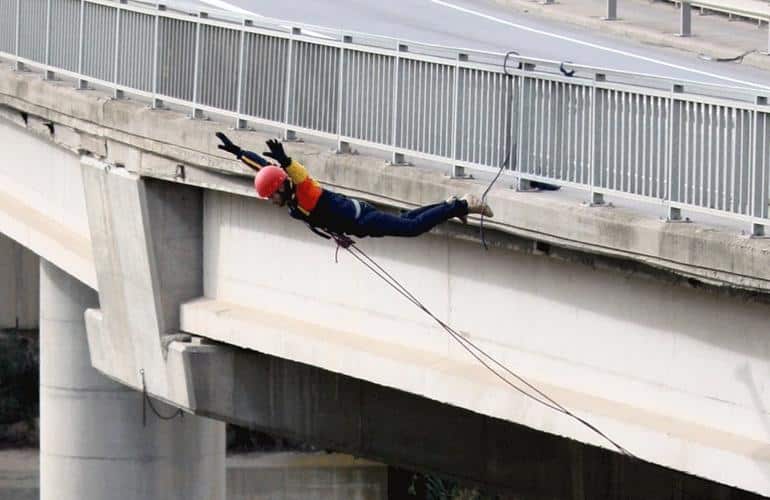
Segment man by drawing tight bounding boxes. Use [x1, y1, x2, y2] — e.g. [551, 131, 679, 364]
[216, 133, 493, 239]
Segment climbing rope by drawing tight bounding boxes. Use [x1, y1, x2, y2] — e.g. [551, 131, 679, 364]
[478, 51, 520, 251]
[479, 51, 569, 250]
[139, 369, 184, 427]
[332, 241, 636, 458]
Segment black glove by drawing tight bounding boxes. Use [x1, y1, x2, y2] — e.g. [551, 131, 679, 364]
[216, 132, 242, 158]
[263, 139, 292, 168]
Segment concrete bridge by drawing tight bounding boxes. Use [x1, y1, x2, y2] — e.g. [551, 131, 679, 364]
[1, 54, 770, 499]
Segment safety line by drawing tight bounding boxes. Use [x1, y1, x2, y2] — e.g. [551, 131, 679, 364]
[339, 242, 636, 458]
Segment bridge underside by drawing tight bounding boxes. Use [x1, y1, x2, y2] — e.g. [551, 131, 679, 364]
[167, 335, 765, 500]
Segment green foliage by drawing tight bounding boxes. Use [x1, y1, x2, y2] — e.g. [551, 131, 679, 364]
[409, 473, 500, 500]
[0, 331, 38, 427]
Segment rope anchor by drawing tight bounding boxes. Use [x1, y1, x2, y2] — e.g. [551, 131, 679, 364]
[139, 369, 184, 427]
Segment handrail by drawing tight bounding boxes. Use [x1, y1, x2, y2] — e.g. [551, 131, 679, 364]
[681, 0, 770, 21]
[676, 0, 770, 57]
[599, 0, 769, 52]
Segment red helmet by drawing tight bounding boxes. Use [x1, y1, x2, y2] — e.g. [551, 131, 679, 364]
[254, 166, 288, 198]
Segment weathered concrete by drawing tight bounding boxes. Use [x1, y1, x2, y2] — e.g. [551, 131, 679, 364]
[177, 188, 770, 496]
[0, 61, 769, 294]
[0, 118, 95, 289]
[40, 260, 225, 500]
[152, 340, 763, 499]
[81, 158, 203, 395]
[0, 234, 38, 329]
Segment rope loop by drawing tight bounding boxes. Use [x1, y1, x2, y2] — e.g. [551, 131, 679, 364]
[140, 369, 184, 427]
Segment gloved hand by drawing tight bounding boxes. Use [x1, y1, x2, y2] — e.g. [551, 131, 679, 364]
[216, 132, 242, 158]
[263, 139, 292, 168]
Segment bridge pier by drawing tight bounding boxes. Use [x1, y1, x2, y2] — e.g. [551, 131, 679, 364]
[0, 235, 38, 330]
[39, 260, 226, 500]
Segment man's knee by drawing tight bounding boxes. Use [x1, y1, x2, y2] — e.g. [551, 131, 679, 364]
[399, 221, 429, 237]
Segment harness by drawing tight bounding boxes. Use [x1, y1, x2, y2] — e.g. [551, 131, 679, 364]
[286, 191, 356, 252]
[307, 224, 355, 249]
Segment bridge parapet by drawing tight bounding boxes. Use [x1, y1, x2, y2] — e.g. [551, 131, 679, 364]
[1, 60, 769, 293]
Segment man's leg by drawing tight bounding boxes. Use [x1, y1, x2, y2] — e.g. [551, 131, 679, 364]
[401, 201, 451, 219]
[353, 199, 469, 237]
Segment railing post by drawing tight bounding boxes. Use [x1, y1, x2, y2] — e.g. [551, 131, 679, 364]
[191, 12, 205, 119]
[667, 84, 685, 221]
[514, 61, 526, 185]
[151, 4, 166, 109]
[77, 0, 88, 89]
[589, 73, 606, 205]
[113, 0, 125, 98]
[388, 42, 409, 166]
[45, 0, 54, 80]
[679, 1, 692, 37]
[283, 27, 301, 141]
[336, 35, 352, 154]
[751, 96, 768, 236]
[14, 0, 23, 71]
[604, 0, 618, 21]
[451, 53, 470, 178]
[235, 19, 251, 129]
[766, 20, 770, 55]
[516, 62, 537, 191]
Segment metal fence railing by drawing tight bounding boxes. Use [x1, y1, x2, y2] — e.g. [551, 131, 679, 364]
[1, 0, 769, 234]
[584, 0, 769, 51]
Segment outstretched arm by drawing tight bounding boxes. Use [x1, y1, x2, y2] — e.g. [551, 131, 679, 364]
[263, 139, 309, 184]
[264, 139, 324, 214]
[216, 132, 270, 172]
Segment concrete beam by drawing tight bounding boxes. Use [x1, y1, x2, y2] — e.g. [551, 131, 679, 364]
[81, 158, 203, 395]
[180, 293, 770, 496]
[151, 336, 762, 500]
[187, 189, 770, 496]
[0, 120, 95, 289]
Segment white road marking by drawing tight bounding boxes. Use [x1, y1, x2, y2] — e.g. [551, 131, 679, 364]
[199, 0, 254, 16]
[431, 0, 770, 90]
[199, 0, 334, 39]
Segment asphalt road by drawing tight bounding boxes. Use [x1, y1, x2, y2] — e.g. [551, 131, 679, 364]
[185, 0, 770, 90]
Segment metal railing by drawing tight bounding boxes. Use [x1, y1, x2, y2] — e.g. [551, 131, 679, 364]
[676, 0, 769, 49]
[1, 0, 769, 233]
[600, 0, 769, 50]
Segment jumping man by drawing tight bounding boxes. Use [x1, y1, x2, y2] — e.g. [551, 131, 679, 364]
[216, 133, 493, 239]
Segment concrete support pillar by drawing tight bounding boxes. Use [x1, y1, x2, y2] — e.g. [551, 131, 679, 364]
[0, 234, 39, 330]
[39, 260, 225, 500]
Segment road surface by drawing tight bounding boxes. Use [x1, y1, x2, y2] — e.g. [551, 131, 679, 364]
[183, 0, 770, 90]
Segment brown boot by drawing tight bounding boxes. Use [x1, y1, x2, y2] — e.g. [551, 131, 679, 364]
[461, 193, 494, 218]
[446, 195, 468, 224]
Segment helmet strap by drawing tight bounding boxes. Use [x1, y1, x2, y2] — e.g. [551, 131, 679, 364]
[280, 179, 294, 206]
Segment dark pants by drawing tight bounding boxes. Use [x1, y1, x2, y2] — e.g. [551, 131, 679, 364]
[349, 199, 468, 238]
